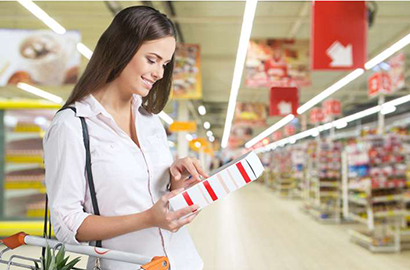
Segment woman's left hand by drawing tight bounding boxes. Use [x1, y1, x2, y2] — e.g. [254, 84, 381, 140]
[170, 157, 209, 190]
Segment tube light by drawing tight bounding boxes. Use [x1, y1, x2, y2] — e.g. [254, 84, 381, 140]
[77, 43, 93, 60]
[334, 120, 348, 129]
[245, 114, 295, 148]
[221, 0, 258, 149]
[17, 83, 63, 104]
[365, 32, 410, 70]
[380, 105, 396, 115]
[297, 68, 364, 115]
[384, 94, 410, 107]
[158, 111, 174, 125]
[198, 105, 206, 116]
[17, 0, 66, 35]
[343, 106, 381, 123]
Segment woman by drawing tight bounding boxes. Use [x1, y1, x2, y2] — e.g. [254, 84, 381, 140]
[44, 6, 206, 270]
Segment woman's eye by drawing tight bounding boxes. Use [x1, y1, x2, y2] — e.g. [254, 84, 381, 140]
[147, 58, 155, 64]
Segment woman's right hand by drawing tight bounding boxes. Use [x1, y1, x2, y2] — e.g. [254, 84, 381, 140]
[148, 188, 199, 233]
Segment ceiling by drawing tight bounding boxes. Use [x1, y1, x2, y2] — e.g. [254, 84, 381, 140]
[1, 1, 410, 148]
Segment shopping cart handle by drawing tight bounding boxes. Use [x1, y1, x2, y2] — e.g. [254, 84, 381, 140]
[0, 232, 27, 249]
[141, 256, 169, 270]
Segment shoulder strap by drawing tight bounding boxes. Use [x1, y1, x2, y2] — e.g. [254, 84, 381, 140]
[44, 106, 102, 249]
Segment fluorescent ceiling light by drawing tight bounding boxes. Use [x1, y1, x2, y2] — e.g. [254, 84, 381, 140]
[380, 105, 396, 115]
[245, 114, 294, 148]
[334, 120, 348, 129]
[194, 141, 202, 148]
[186, 134, 193, 141]
[77, 43, 93, 59]
[17, 83, 63, 104]
[384, 94, 410, 107]
[221, 0, 258, 149]
[17, 0, 66, 35]
[206, 130, 213, 137]
[158, 111, 174, 125]
[297, 68, 364, 114]
[343, 106, 381, 123]
[204, 121, 211, 130]
[209, 136, 215, 142]
[198, 105, 206, 116]
[365, 32, 410, 70]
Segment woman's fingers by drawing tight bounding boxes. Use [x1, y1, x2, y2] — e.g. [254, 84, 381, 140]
[192, 159, 209, 179]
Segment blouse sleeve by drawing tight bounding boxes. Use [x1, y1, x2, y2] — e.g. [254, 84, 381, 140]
[43, 115, 91, 245]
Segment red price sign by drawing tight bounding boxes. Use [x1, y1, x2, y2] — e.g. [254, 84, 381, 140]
[272, 131, 282, 141]
[368, 72, 391, 97]
[284, 125, 296, 136]
[310, 108, 324, 124]
[323, 99, 341, 116]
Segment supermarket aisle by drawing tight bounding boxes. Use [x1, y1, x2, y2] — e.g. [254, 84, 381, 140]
[3, 182, 410, 270]
[187, 183, 410, 270]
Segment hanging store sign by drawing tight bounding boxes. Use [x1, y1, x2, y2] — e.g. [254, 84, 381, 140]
[272, 131, 282, 141]
[368, 72, 391, 97]
[269, 87, 299, 116]
[284, 125, 296, 136]
[323, 99, 341, 117]
[311, 1, 367, 70]
[169, 121, 197, 132]
[309, 108, 324, 124]
[234, 102, 267, 127]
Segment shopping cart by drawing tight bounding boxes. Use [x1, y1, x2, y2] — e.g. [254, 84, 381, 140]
[0, 232, 169, 270]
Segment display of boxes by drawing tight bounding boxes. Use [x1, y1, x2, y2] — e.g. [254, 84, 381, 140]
[169, 151, 264, 212]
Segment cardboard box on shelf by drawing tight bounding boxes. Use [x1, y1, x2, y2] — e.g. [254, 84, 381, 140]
[169, 151, 265, 212]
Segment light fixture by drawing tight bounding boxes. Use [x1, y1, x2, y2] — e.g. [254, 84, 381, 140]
[158, 111, 174, 125]
[334, 120, 348, 129]
[206, 130, 213, 137]
[77, 43, 93, 60]
[297, 68, 364, 115]
[365, 32, 410, 70]
[17, 83, 63, 104]
[221, 0, 258, 149]
[186, 134, 193, 141]
[204, 121, 211, 130]
[245, 114, 295, 148]
[194, 141, 202, 148]
[262, 138, 269, 145]
[17, 0, 66, 35]
[380, 105, 396, 115]
[198, 105, 206, 116]
[289, 138, 296, 144]
[311, 129, 320, 137]
[209, 136, 215, 142]
[343, 106, 381, 123]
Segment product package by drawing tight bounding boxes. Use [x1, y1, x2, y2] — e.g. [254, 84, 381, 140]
[169, 150, 265, 213]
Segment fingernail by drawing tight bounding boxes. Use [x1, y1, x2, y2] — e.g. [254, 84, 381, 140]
[188, 175, 192, 180]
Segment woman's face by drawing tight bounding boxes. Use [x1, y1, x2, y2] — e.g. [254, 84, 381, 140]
[117, 36, 176, 97]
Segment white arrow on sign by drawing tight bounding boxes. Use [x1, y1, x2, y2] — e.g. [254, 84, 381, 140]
[326, 41, 353, 67]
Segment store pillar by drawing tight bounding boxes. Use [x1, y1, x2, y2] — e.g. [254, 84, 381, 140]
[177, 100, 189, 158]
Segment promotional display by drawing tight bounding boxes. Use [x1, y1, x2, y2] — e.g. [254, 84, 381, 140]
[245, 39, 310, 88]
[172, 43, 202, 99]
[234, 102, 267, 127]
[311, 1, 367, 70]
[0, 29, 81, 86]
[309, 107, 324, 125]
[269, 86, 299, 116]
[169, 151, 264, 213]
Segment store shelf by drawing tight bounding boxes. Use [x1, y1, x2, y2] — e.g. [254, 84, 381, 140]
[4, 182, 46, 193]
[349, 213, 368, 225]
[348, 196, 367, 205]
[373, 195, 402, 203]
[374, 210, 404, 218]
[320, 191, 339, 197]
[5, 155, 44, 164]
[0, 221, 54, 237]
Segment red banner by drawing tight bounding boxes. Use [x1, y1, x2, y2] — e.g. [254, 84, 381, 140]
[269, 87, 299, 116]
[272, 131, 282, 141]
[310, 108, 324, 124]
[323, 99, 341, 116]
[368, 72, 391, 97]
[311, 1, 367, 70]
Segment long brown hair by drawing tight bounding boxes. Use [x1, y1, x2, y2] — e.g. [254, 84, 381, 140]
[63, 6, 176, 114]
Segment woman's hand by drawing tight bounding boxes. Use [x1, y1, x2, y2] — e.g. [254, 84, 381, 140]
[170, 157, 209, 190]
[148, 189, 199, 232]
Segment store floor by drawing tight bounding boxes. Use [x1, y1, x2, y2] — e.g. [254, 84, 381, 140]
[2, 183, 410, 270]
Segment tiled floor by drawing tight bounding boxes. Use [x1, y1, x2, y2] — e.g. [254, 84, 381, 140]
[2, 183, 410, 270]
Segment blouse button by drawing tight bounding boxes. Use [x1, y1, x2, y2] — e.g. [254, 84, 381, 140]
[110, 144, 115, 148]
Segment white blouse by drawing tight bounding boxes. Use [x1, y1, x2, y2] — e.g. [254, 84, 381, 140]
[43, 94, 203, 270]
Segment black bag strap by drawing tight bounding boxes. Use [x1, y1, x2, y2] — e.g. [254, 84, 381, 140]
[43, 106, 102, 254]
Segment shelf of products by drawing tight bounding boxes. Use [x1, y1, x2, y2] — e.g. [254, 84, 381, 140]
[290, 145, 307, 199]
[1, 109, 56, 221]
[345, 134, 408, 252]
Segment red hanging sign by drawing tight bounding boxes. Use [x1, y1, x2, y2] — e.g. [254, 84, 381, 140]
[284, 125, 296, 136]
[368, 72, 391, 97]
[272, 131, 282, 141]
[269, 87, 299, 116]
[323, 99, 341, 116]
[310, 108, 324, 124]
[311, 1, 367, 70]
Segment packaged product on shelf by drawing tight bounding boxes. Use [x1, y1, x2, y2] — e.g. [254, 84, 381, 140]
[169, 151, 264, 213]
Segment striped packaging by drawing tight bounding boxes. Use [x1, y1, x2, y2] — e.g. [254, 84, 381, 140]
[169, 151, 264, 213]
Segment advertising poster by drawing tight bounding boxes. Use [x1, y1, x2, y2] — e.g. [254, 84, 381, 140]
[245, 39, 310, 89]
[172, 43, 202, 99]
[269, 87, 299, 116]
[0, 29, 81, 86]
[234, 102, 267, 127]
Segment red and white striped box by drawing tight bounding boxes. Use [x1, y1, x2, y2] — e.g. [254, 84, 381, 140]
[169, 151, 264, 212]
